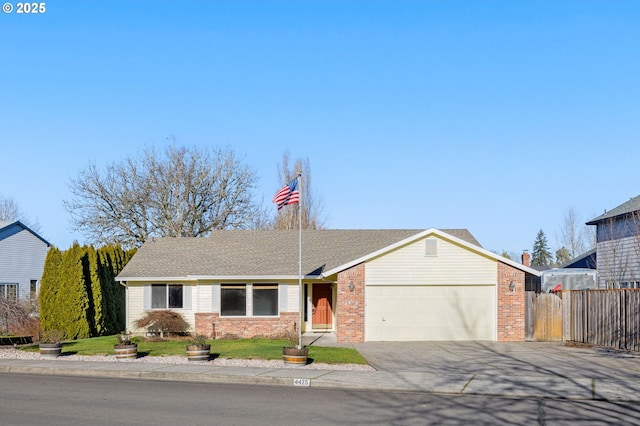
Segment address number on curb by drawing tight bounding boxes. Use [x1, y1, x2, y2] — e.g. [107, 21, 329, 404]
[293, 378, 311, 387]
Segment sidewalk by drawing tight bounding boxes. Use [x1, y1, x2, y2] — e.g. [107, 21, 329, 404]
[2, 340, 640, 402]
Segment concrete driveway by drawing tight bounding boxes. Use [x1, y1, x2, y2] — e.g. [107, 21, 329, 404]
[354, 341, 640, 379]
[349, 341, 640, 400]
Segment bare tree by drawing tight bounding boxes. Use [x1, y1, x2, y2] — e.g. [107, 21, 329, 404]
[272, 153, 325, 230]
[0, 195, 22, 223]
[557, 207, 593, 258]
[0, 194, 41, 231]
[0, 296, 38, 336]
[65, 145, 261, 248]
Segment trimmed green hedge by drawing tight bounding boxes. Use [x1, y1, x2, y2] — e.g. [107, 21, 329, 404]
[40, 244, 136, 340]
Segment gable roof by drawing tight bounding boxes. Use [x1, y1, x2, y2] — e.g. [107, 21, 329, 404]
[560, 248, 597, 269]
[117, 228, 539, 281]
[587, 194, 640, 225]
[0, 221, 50, 246]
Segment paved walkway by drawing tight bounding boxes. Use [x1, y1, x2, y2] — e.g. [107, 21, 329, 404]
[2, 339, 640, 401]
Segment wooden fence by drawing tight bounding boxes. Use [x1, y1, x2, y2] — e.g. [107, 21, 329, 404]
[525, 289, 640, 351]
[525, 292, 563, 342]
[564, 289, 640, 352]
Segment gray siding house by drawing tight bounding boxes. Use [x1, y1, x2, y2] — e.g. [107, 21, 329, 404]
[587, 195, 640, 288]
[0, 221, 50, 300]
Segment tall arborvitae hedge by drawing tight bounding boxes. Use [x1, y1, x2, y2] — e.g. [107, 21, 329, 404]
[59, 243, 91, 339]
[96, 245, 136, 335]
[39, 244, 136, 339]
[40, 247, 63, 333]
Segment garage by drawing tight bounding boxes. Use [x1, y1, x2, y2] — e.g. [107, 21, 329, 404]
[365, 284, 496, 341]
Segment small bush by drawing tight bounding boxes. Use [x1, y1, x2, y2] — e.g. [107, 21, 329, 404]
[135, 310, 189, 338]
[116, 331, 133, 345]
[39, 329, 63, 344]
[188, 334, 208, 346]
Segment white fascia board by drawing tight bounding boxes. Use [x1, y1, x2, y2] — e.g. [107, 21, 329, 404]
[322, 227, 542, 278]
[118, 274, 324, 283]
[116, 276, 192, 283]
[188, 275, 323, 281]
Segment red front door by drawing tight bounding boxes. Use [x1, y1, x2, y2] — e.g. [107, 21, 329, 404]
[312, 284, 333, 329]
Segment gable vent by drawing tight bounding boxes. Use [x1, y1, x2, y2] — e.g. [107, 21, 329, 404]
[425, 239, 438, 256]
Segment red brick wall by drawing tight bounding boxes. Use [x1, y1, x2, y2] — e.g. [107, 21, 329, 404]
[497, 262, 525, 341]
[336, 263, 365, 343]
[195, 312, 298, 339]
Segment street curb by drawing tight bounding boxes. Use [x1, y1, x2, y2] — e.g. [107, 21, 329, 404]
[3, 362, 640, 402]
[0, 363, 376, 390]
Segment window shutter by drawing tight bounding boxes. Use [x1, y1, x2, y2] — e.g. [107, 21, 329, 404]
[183, 285, 192, 309]
[143, 284, 151, 309]
[211, 284, 220, 313]
[279, 284, 288, 312]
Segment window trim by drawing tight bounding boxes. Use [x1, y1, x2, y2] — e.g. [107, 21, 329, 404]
[425, 239, 438, 257]
[0, 283, 18, 300]
[252, 284, 279, 317]
[151, 284, 184, 309]
[219, 283, 280, 318]
[220, 284, 247, 317]
[30, 280, 37, 300]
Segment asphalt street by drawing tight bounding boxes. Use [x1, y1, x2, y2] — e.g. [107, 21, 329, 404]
[2, 373, 640, 425]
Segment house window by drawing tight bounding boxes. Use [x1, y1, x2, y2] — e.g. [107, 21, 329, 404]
[221, 284, 246, 316]
[151, 284, 183, 309]
[30, 280, 37, 300]
[220, 284, 280, 317]
[0, 283, 18, 300]
[253, 284, 278, 316]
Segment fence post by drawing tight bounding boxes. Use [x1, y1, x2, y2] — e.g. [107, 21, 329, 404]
[562, 291, 571, 341]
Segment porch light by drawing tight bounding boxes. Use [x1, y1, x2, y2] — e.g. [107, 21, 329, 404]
[509, 281, 516, 292]
[349, 282, 355, 292]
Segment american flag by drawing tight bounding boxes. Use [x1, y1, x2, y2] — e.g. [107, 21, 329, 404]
[273, 177, 300, 210]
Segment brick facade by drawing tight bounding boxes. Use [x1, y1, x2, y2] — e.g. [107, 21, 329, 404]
[336, 263, 365, 343]
[194, 312, 298, 339]
[497, 262, 525, 341]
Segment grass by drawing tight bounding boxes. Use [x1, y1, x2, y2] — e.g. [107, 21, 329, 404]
[22, 335, 368, 365]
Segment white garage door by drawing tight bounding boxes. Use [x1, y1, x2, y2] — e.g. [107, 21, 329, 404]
[365, 285, 496, 341]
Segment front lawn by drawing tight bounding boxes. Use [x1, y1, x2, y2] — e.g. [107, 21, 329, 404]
[22, 336, 367, 365]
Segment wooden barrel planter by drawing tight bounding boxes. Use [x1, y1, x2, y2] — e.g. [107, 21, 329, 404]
[186, 344, 211, 361]
[282, 347, 308, 366]
[114, 343, 138, 360]
[39, 343, 63, 359]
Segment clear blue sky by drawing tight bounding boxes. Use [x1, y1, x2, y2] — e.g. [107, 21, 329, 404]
[1, 1, 639, 257]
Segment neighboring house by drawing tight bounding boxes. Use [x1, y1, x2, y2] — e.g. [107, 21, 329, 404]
[587, 195, 640, 288]
[116, 228, 541, 343]
[0, 221, 51, 300]
[561, 248, 597, 270]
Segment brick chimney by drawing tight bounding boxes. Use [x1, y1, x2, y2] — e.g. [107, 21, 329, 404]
[521, 250, 531, 267]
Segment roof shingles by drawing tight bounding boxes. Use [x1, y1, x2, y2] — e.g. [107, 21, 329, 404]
[117, 229, 481, 279]
[587, 194, 640, 225]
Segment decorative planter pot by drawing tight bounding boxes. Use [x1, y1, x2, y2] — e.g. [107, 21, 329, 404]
[282, 347, 308, 366]
[186, 344, 211, 361]
[114, 343, 138, 360]
[39, 343, 63, 359]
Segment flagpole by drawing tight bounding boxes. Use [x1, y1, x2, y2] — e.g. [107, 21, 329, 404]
[297, 172, 303, 349]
